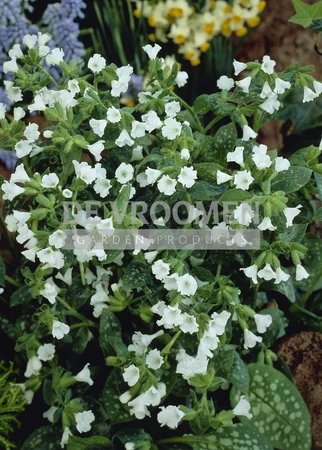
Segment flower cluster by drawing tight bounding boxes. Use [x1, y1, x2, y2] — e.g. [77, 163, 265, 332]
[133, 0, 266, 65]
[0, 37, 318, 449]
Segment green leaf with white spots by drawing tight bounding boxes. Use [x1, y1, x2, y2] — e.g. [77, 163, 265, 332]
[278, 224, 308, 243]
[67, 435, 112, 449]
[227, 352, 249, 393]
[194, 163, 225, 183]
[123, 261, 152, 289]
[21, 425, 61, 450]
[99, 308, 122, 357]
[209, 348, 235, 378]
[113, 428, 152, 447]
[212, 123, 238, 165]
[102, 369, 132, 424]
[230, 363, 311, 450]
[191, 424, 274, 449]
[271, 166, 312, 193]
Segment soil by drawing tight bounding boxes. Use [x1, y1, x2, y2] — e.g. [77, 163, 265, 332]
[276, 331, 322, 450]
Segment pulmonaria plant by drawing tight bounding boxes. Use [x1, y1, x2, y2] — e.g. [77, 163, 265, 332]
[0, 36, 320, 450]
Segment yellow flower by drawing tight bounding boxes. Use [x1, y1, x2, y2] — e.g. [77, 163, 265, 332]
[258, 1, 266, 13]
[185, 50, 195, 59]
[221, 19, 231, 37]
[209, 0, 216, 8]
[200, 42, 210, 52]
[125, 100, 135, 107]
[174, 34, 186, 44]
[148, 16, 157, 27]
[148, 33, 156, 42]
[231, 15, 242, 25]
[169, 7, 184, 18]
[247, 16, 261, 27]
[224, 5, 233, 14]
[133, 9, 140, 19]
[204, 22, 215, 36]
[235, 26, 248, 37]
[190, 58, 201, 66]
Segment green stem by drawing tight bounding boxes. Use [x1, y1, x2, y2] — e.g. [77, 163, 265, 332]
[5, 275, 20, 287]
[161, 330, 182, 356]
[215, 264, 222, 283]
[169, 91, 204, 134]
[204, 114, 228, 134]
[56, 296, 96, 328]
[79, 262, 86, 286]
[252, 284, 259, 309]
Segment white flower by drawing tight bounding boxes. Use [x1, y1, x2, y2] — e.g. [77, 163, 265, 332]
[242, 125, 258, 141]
[24, 356, 42, 378]
[115, 129, 134, 147]
[87, 140, 105, 161]
[217, 170, 233, 184]
[209, 311, 231, 336]
[23, 34, 37, 49]
[261, 55, 276, 74]
[131, 120, 146, 138]
[39, 281, 58, 304]
[41, 173, 59, 188]
[236, 76, 251, 93]
[0, 103, 6, 119]
[2, 181, 24, 201]
[56, 268, 73, 286]
[75, 410, 95, 433]
[37, 343, 56, 361]
[37, 247, 64, 269]
[313, 80, 322, 96]
[161, 118, 182, 140]
[73, 161, 97, 184]
[49, 230, 67, 249]
[9, 44, 23, 59]
[177, 274, 198, 296]
[178, 166, 197, 188]
[233, 170, 254, 191]
[233, 203, 254, 226]
[4, 81, 22, 102]
[94, 177, 112, 197]
[157, 175, 177, 195]
[275, 156, 290, 172]
[52, 320, 70, 339]
[88, 54, 106, 73]
[13, 107, 25, 121]
[254, 314, 272, 334]
[146, 349, 164, 370]
[144, 383, 166, 407]
[62, 189, 73, 198]
[24, 123, 40, 142]
[123, 364, 140, 387]
[15, 141, 32, 158]
[180, 148, 190, 160]
[125, 443, 135, 450]
[145, 167, 162, 184]
[217, 75, 234, 91]
[258, 217, 276, 231]
[274, 78, 291, 94]
[157, 305, 183, 329]
[274, 267, 290, 284]
[152, 259, 170, 281]
[227, 146, 244, 166]
[3, 58, 19, 74]
[233, 395, 253, 419]
[119, 391, 132, 404]
[283, 205, 302, 227]
[128, 330, 164, 356]
[295, 264, 310, 281]
[259, 95, 280, 114]
[75, 363, 94, 386]
[131, 145, 143, 161]
[165, 101, 181, 118]
[244, 329, 262, 349]
[43, 405, 58, 423]
[128, 393, 150, 419]
[260, 82, 274, 99]
[137, 172, 148, 187]
[143, 43, 162, 59]
[157, 405, 185, 429]
[142, 110, 162, 132]
[258, 263, 276, 281]
[89, 118, 107, 137]
[115, 162, 134, 184]
[10, 164, 30, 183]
[46, 48, 64, 66]
[303, 86, 317, 103]
[106, 106, 121, 123]
[175, 71, 188, 87]
[180, 313, 199, 334]
[60, 427, 72, 448]
[233, 59, 247, 76]
[163, 273, 179, 291]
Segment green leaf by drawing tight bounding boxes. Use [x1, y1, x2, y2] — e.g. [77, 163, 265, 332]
[115, 182, 131, 214]
[212, 123, 238, 165]
[268, 275, 297, 303]
[123, 261, 152, 289]
[311, 18, 322, 31]
[67, 435, 112, 450]
[113, 428, 152, 446]
[218, 189, 251, 204]
[209, 348, 235, 378]
[0, 257, 5, 287]
[227, 352, 249, 393]
[193, 94, 211, 114]
[278, 224, 308, 243]
[192, 424, 273, 449]
[72, 326, 91, 355]
[271, 166, 312, 193]
[102, 370, 132, 424]
[313, 207, 322, 220]
[315, 172, 322, 199]
[66, 278, 93, 310]
[21, 425, 61, 450]
[258, 308, 286, 347]
[289, 0, 322, 28]
[10, 285, 33, 307]
[294, 232, 322, 291]
[99, 309, 122, 357]
[194, 162, 224, 183]
[231, 363, 311, 450]
[189, 181, 228, 201]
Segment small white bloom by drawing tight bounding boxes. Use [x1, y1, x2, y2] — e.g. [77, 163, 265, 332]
[260, 82, 274, 99]
[37, 343, 56, 361]
[89, 118, 107, 137]
[9, 44, 23, 59]
[4, 80, 22, 102]
[115, 162, 134, 184]
[313, 80, 322, 96]
[73, 161, 97, 184]
[48, 230, 66, 249]
[177, 274, 198, 296]
[258, 263, 276, 281]
[60, 427, 72, 448]
[259, 95, 280, 114]
[161, 117, 182, 140]
[62, 189, 73, 198]
[233, 395, 253, 419]
[275, 156, 290, 172]
[24, 123, 40, 142]
[94, 178, 112, 197]
[146, 349, 164, 370]
[75, 410, 95, 433]
[244, 329, 262, 349]
[157, 175, 177, 195]
[242, 125, 258, 141]
[131, 120, 146, 138]
[180, 148, 190, 160]
[43, 405, 58, 423]
[233, 203, 254, 226]
[152, 259, 170, 281]
[180, 313, 199, 334]
[75, 363, 94, 386]
[303, 86, 317, 103]
[3, 58, 19, 74]
[227, 146, 244, 166]
[0, 103, 6, 119]
[46, 48, 64, 66]
[119, 391, 132, 404]
[23, 34, 37, 49]
[178, 166, 197, 188]
[157, 405, 185, 429]
[56, 268, 73, 286]
[115, 129, 134, 147]
[106, 106, 121, 123]
[142, 110, 163, 132]
[295, 264, 310, 281]
[10, 164, 30, 183]
[233, 170, 254, 191]
[142, 43, 161, 59]
[284, 205, 302, 227]
[88, 54, 106, 73]
[274, 267, 290, 284]
[261, 55, 276, 74]
[217, 75, 234, 91]
[165, 101, 181, 118]
[24, 356, 42, 378]
[87, 140, 105, 161]
[233, 59, 247, 76]
[236, 76, 251, 93]
[52, 320, 70, 339]
[145, 167, 162, 184]
[15, 141, 32, 158]
[123, 364, 140, 387]
[175, 71, 188, 87]
[274, 78, 291, 94]
[258, 217, 276, 231]
[41, 173, 59, 188]
[254, 314, 272, 333]
[217, 170, 233, 184]
[13, 107, 25, 122]
[2, 181, 24, 201]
